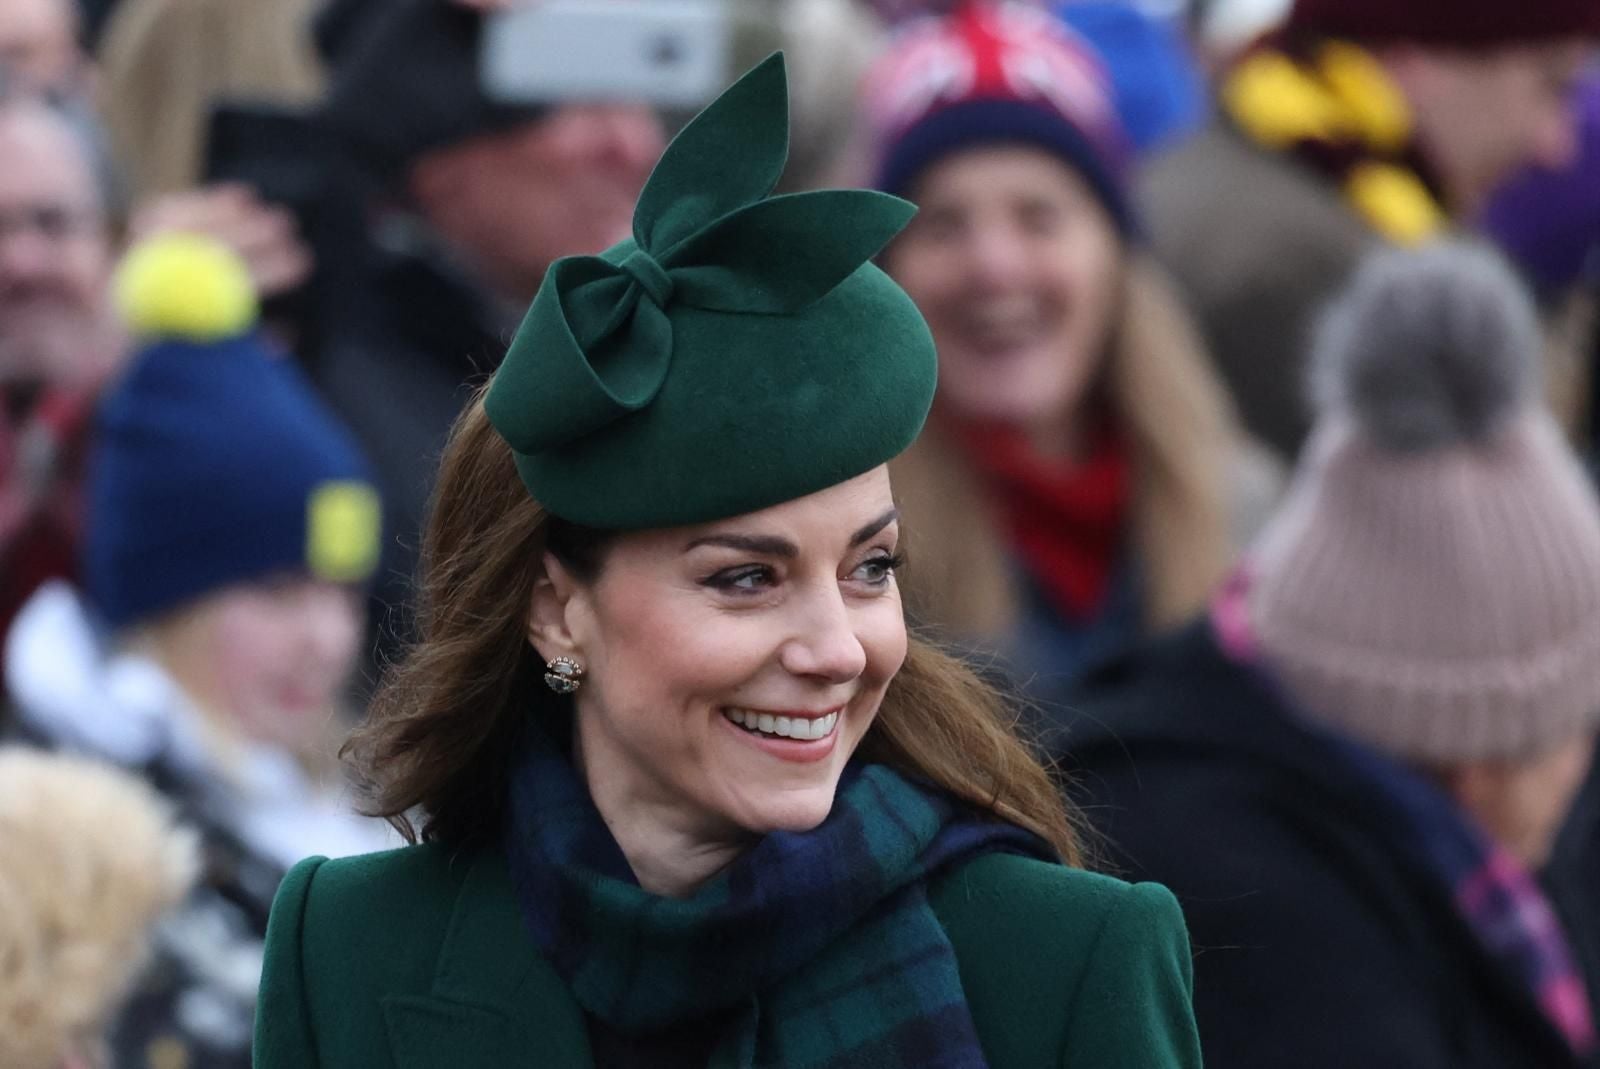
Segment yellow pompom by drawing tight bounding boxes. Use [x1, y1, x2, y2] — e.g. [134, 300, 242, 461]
[113, 233, 258, 342]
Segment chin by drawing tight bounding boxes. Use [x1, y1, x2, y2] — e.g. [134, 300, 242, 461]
[731, 786, 841, 836]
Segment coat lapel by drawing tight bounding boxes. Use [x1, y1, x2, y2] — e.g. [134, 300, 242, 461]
[383, 849, 593, 1067]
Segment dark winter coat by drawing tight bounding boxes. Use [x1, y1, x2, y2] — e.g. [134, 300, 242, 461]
[306, 221, 514, 678]
[1045, 622, 1600, 1068]
[254, 845, 1202, 1068]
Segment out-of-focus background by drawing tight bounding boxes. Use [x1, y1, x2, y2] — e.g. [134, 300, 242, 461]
[0, 1, 1597, 1066]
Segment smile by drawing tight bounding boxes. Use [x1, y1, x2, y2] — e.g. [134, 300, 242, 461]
[721, 708, 840, 742]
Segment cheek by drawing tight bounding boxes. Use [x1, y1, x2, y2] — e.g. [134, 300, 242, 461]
[887, 241, 958, 312]
[861, 600, 909, 685]
[585, 586, 763, 713]
[211, 609, 298, 695]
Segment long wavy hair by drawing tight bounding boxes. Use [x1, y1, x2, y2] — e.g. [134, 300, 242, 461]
[344, 387, 1084, 865]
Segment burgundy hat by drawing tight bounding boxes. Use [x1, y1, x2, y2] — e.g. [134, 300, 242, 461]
[1288, 0, 1600, 47]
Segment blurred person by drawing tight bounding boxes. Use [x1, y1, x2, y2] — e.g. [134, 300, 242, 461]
[95, 0, 323, 201]
[5, 235, 393, 1066]
[1056, 241, 1600, 1066]
[0, 747, 198, 1069]
[92, 0, 321, 322]
[0, 0, 91, 96]
[305, 0, 666, 681]
[774, 0, 887, 192]
[867, 1, 1280, 690]
[1484, 71, 1600, 447]
[254, 57, 1202, 1068]
[1142, 0, 1600, 457]
[0, 91, 122, 648]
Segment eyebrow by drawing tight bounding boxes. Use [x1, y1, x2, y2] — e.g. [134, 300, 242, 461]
[684, 508, 900, 558]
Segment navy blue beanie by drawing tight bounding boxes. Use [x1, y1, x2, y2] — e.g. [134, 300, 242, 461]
[865, 1, 1134, 234]
[86, 237, 381, 630]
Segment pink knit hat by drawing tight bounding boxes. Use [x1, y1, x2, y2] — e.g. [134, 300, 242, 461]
[1249, 241, 1600, 763]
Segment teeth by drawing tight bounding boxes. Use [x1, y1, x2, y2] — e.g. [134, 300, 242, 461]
[723, 708, 840, 742]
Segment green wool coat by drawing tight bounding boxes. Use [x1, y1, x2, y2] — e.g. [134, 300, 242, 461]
[253, 844, 1203, 1068]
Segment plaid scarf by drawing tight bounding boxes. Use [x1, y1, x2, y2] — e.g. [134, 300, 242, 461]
[502, 720, 1050, 1068]
[1212, 570, 1598, 1059]
[1220, 37, 1449, 245]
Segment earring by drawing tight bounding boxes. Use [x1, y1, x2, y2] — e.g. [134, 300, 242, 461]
[544, 656, 585, 695]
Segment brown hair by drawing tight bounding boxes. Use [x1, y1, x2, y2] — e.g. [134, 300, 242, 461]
[891, 254, 1238, 641]
[345, 388, 1083, 865]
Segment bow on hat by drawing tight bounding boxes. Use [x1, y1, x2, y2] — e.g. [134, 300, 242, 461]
[485, 54, 915, 456]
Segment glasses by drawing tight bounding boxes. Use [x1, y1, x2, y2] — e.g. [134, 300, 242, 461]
[0, 203, 103, 244]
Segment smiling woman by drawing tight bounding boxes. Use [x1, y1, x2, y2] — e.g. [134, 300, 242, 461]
[253, 53, 1202, 1069]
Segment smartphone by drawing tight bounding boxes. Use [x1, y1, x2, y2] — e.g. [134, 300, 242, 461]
[480, 0, 732, 109]
[204, 102, 328, 214]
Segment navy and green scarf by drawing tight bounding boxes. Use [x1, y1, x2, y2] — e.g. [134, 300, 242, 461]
[502, 720, 1051, 1068]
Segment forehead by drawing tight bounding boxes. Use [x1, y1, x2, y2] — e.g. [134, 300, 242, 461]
[0, 0, 75, 48]
[912, 145, 1095, 205]
[0, 104, 97, 209]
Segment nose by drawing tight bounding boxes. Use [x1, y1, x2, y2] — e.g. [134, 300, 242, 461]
[299, 584, 363, 674]
[587, 104, 667, 182]
[1531, 107, 1581, 171]
[0, 225, 60, 285]
[963, 222, 1030, 294]
[779, 582, 868, 685]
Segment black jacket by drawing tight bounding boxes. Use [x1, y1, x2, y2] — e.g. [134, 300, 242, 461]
[307, 219, 513, 680]
[1045, 622, 1600, 1068]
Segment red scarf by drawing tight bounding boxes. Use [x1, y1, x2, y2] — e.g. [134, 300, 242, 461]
[957, 421, 1131, 621]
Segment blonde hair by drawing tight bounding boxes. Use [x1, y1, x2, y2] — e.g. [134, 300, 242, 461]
[95, 0, 325, 198]
[894, 254, 1236, 641]
[0, 749, 197, 1069]
[345, 389, 1084, 865]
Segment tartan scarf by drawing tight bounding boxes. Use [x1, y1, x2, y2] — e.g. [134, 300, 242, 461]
[1212, 570, 1599, 1058]
[1220, 37, 1450, 245]
[502, 719, 1050, 1068]
[957, 420, 1130, 621]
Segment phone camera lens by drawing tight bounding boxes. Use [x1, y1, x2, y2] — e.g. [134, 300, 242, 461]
[648, 35, 684, 68]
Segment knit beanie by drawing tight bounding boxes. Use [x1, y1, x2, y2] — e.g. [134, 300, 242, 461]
[1287, 0, 1600, 48]
[863, 0, 1132, 232]
[1249, 240, 1600, 763]
[85, 236, 382, 631]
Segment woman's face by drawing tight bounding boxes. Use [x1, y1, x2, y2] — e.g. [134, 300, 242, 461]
[154, 578, 365, 752]
[539, 467, 908, 845]
[885, 145, 1124, 435]
[1451, 733, 1596, 869]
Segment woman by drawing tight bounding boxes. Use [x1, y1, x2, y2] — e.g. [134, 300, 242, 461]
[5, 234, 392, 1067]
[1058, 241, 1600, 1066]
[253, 55, 1201, 1068]
[866, 1, 1278, 689]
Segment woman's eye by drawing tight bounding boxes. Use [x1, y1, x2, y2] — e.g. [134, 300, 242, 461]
[852, 553, 904, 586]
[703, 565, 776, 593]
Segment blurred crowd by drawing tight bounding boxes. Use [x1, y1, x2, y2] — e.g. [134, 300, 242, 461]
[0, 0, 1597, 1065]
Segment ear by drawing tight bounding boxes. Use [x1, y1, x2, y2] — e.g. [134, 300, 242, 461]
[527, 552, 585, 664]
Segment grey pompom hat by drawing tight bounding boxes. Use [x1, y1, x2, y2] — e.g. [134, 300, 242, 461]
[1249, 240, 1600, 763]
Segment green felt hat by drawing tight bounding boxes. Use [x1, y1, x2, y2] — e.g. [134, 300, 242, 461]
[484, 53, 936, 529]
